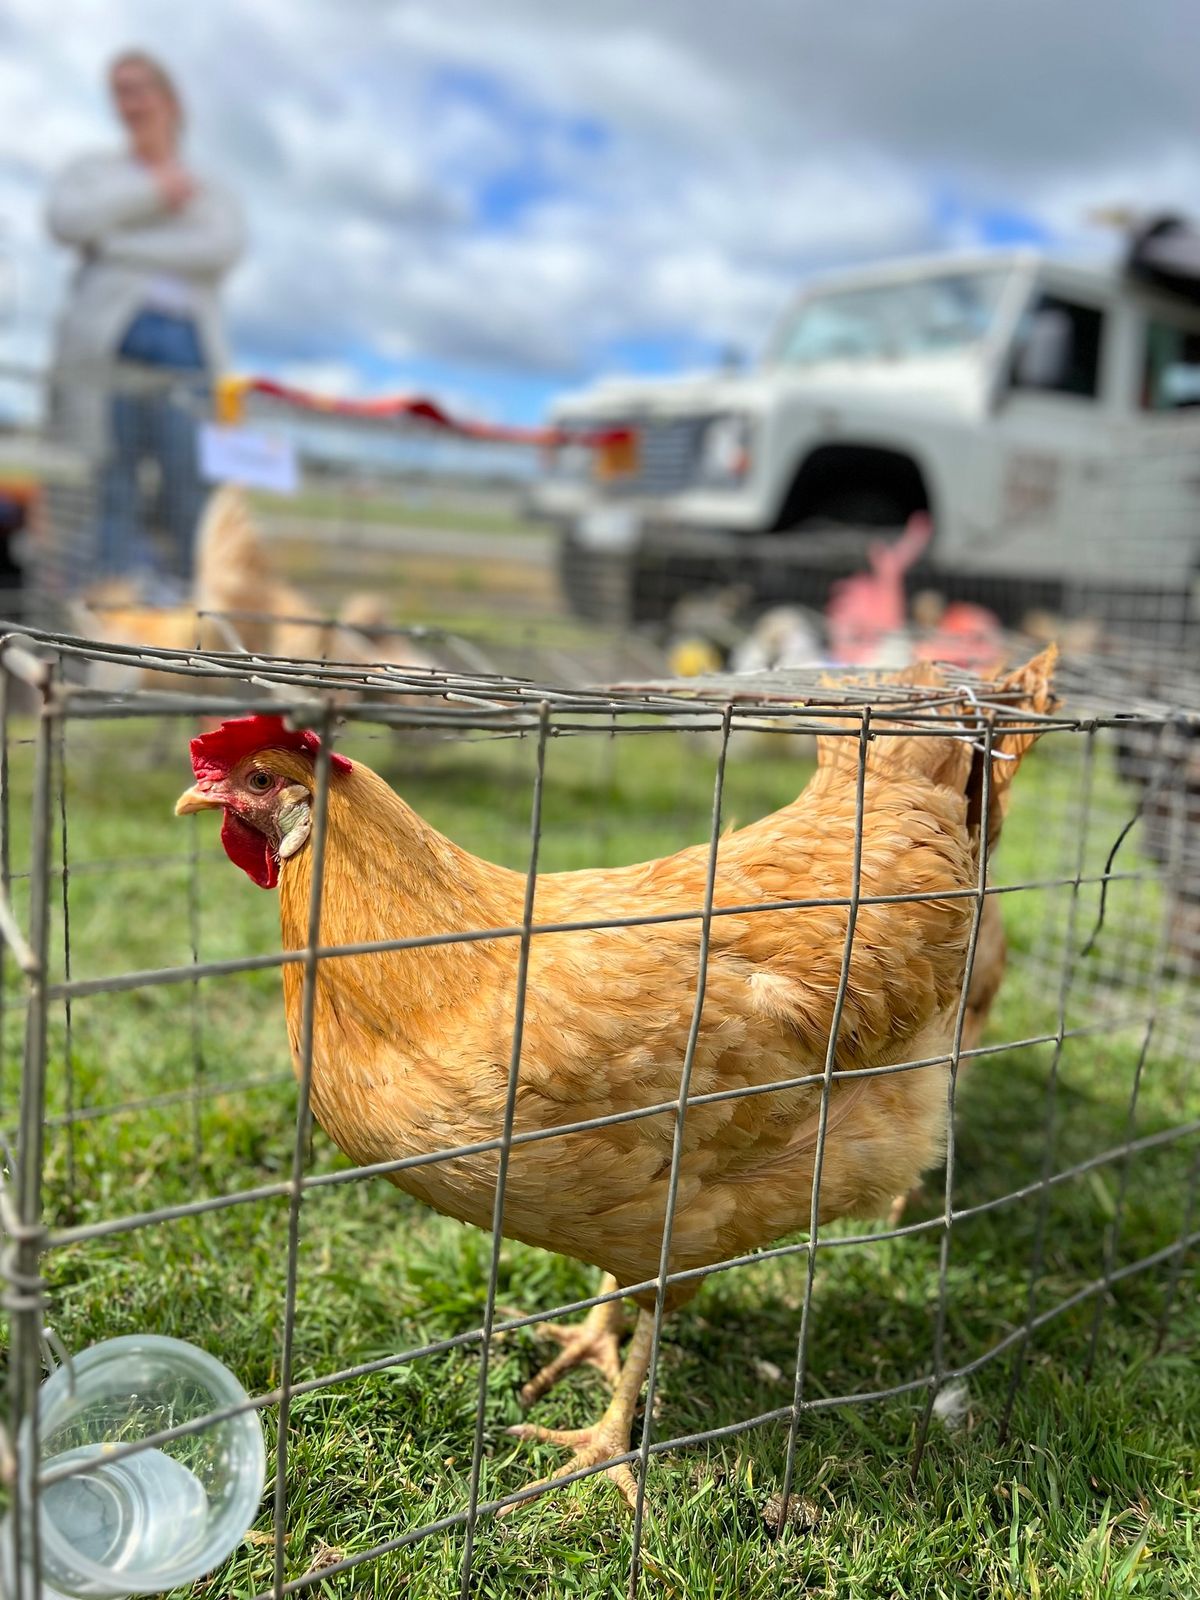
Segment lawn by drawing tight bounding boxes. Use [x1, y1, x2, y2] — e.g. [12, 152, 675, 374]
[1, 714, 1196, 1600]
[248, 486, 543, 544]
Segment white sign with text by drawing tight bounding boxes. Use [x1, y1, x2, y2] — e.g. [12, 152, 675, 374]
[199, 424, 299, 495]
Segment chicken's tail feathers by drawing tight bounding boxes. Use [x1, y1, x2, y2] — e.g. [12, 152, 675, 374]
[194, 483, 275, 609]
[337, 592, 392, 632]
[973, 642, 1058, 850]
[815, 644, 1059, 847]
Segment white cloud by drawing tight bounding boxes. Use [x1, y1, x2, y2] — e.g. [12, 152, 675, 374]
[0, 0, 1193, 414]
[272, 359, 364, 398]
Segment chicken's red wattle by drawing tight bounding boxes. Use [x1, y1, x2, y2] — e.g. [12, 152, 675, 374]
[220, 810, 278, 889]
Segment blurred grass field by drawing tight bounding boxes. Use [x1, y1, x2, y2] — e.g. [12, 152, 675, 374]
[0, 719, 1196, 1600]
[250, 485, 543, 543]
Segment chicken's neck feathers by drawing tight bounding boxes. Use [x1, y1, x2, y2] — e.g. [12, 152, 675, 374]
[277, 761, 522, 970]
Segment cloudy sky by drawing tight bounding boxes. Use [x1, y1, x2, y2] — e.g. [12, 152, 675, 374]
[1, 0, 1194, 423]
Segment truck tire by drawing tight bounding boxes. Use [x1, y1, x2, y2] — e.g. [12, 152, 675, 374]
[559, 529, 716, 627]
[557, 530, 635, 626]
[795, 487, 910, 530]
[752, 488, 915, 610]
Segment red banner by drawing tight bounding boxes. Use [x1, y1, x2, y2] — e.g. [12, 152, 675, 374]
[218, 375, 628, 449]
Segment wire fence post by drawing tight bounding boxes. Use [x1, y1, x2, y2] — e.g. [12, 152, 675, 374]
[776, 709, 871, 1530]
[627, 702, 733, 1599]
[998, 724, 1098, 1442]
[1081, 725, 1185, 1375]
[271, 703, 337, 1600]
[459, 702, 551, 1597]
[0, 667, 10, 1124]
[55, 717, 76, 1211]
[4, 660, 56, 1600]
[910, 714, 995, 1477]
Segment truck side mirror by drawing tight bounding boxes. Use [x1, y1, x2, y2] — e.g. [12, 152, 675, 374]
[1012, 308, 1071, 389]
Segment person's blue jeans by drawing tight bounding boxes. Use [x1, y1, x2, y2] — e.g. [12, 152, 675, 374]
[97, 312, 209, 593]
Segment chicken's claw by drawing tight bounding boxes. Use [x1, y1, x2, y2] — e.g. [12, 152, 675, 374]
[517, 1274, 625, 1407]
[504, 1420, 640, 1512]
[502, 1307, 655, 1516]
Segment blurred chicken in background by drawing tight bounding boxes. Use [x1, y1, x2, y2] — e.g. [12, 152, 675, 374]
[729, 604, 825, 674]
[911, 590, 1006, 671]
[1021, 608, 1104, 660]
[72, 484, 439, 689]
[665, 583, 752, 678]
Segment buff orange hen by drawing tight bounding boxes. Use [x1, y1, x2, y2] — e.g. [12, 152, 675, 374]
[175, 647, 1056, 1508]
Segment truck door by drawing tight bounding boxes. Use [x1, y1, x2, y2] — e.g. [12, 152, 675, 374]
[981, 288, 1117, 601]
[1117, 308, 1200, 644]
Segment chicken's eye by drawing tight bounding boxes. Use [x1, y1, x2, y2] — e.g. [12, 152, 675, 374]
[247, 770, 273, 792]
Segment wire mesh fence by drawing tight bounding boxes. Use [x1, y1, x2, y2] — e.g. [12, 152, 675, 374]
[0, 357, 674, 695]
[0, 625, 1195, 1597]
[541, 415, 1200, 681]
[6, 349, 1199, 691]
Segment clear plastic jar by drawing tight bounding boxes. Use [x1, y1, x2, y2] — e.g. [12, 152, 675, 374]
[4, 1335, 266, 1599]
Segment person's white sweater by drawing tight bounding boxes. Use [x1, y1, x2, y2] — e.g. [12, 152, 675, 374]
[46, 150, 244, 454]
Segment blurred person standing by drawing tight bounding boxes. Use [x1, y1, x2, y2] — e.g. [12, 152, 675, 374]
[46, 50, 243, 595]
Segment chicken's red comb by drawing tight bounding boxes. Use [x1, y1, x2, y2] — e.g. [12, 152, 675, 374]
[189, 715, 352, 787]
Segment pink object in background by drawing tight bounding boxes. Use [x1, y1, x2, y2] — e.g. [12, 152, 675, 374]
[825, 512, 933, 663]
[915, 601, 1006, 669]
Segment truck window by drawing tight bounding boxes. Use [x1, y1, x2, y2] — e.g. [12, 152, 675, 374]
[1011, 295, 1104, 399]
[1141, 319, 1200, 411]
[772, 270, 1011, 365]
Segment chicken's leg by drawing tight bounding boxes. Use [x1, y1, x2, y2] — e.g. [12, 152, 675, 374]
[506, 1307, 654, 1512]
[517, 1273, 625, 1408]
[887, 1183, 924, 1229]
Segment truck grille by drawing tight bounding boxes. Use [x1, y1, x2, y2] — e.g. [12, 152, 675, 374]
[629, 416, 705, 496]
[579, 416, 700, 496]
[553, 414, 707, 495]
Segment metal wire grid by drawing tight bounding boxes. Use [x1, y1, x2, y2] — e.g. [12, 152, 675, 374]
[1029, 729, 1198, 1055]
[6, 358, 556, 640]
[67, 596, 667, 698]
[551, 407, 1200, 649]
[633, 656, 1200, 1054]
[0, 627, 1196, 1599]
[5, 358, 663, 697]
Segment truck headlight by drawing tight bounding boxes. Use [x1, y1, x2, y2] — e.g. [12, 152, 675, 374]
[698, 414, 751, 484]
[543, 440, 593, 481]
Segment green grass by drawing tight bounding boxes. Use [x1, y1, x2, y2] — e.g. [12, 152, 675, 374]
[250, 487, 544, 543]
[1, 721, 1196, 1600]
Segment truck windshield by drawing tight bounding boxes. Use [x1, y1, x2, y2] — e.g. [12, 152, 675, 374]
[772, 269, 1012, 365]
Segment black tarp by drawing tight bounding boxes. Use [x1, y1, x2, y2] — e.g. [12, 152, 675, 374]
[1125, 214, 1200, 306]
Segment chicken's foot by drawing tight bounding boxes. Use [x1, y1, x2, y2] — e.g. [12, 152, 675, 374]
[505, 1307, 654, 1513]
[513, 1272, 625, 1408]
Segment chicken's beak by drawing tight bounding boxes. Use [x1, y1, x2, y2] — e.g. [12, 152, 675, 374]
[174, 785, 222, 817]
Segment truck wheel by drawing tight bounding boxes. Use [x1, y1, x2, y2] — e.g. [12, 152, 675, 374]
[759, 489, 915, 610]
[558, 530, 710, 627]
[558, 531, 636, 625]
[796, 488, 911, 530]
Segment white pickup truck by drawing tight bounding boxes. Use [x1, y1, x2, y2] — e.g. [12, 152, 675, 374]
[533, 241, 1200, 630]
